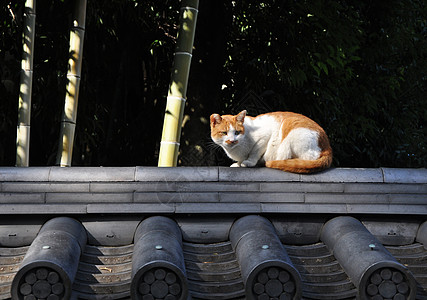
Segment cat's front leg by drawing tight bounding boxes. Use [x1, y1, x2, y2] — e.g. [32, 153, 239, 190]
[240, 141, 266, 168]
[241, 160, 257, 167]
[231, 161, 255, 167]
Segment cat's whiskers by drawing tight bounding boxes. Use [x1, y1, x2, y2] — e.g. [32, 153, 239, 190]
[205, 139, 222, 151]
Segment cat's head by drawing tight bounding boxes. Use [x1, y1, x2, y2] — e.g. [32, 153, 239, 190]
[210, 110, 246, 148]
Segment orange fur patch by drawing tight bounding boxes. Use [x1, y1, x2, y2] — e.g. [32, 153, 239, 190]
[258, 111, 324, 139]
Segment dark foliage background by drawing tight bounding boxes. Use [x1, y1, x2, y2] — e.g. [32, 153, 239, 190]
[1, 0, 426, 168]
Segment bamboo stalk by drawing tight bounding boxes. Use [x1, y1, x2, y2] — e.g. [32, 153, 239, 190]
[16, 0, 36, 167]
[56, 0, 87, 167]
[158, 0, 199, 167]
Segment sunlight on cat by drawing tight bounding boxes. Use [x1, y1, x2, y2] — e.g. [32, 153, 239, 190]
[210, 110, 332, 174]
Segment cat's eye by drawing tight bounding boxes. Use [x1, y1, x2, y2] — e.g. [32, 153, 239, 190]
[235, 131, 241, 135]
[221, 131, 227, 135]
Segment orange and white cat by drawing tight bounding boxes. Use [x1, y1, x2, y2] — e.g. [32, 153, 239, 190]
[210, 110, 332, 174]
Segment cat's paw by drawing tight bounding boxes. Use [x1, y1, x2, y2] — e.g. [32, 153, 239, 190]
[241, 160, 256, 167]
[230, 162, 241, 167]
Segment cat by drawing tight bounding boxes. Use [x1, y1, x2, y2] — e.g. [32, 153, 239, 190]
[210, 110, 332, 174]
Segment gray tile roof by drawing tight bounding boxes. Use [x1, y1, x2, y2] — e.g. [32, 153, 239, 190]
[0, 167, 426, 300]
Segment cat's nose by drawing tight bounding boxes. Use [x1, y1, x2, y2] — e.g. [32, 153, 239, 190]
[225, 140, 238, 145]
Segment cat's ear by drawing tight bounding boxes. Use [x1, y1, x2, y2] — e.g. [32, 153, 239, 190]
[210, 114, 222, 127]
[236, 110, 247, 123]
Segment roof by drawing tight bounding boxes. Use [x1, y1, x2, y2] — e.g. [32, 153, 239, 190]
[0, 167, 426, 300]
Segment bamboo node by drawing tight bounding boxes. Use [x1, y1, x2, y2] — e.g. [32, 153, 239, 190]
[175, 52, 193, 58]
[167, 96, 187, 103]
[160, 141, 181, 147]
[160, 141, 181, 146]
[180, 7, 199, 12]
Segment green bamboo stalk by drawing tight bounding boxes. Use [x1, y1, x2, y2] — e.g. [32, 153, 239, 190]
[56, 0, 87, 167]
[16, 0, 36, 167]
[158, 0, 199, 167]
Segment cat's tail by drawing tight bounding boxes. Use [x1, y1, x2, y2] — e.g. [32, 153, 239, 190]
[265, 148, 333, 174]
